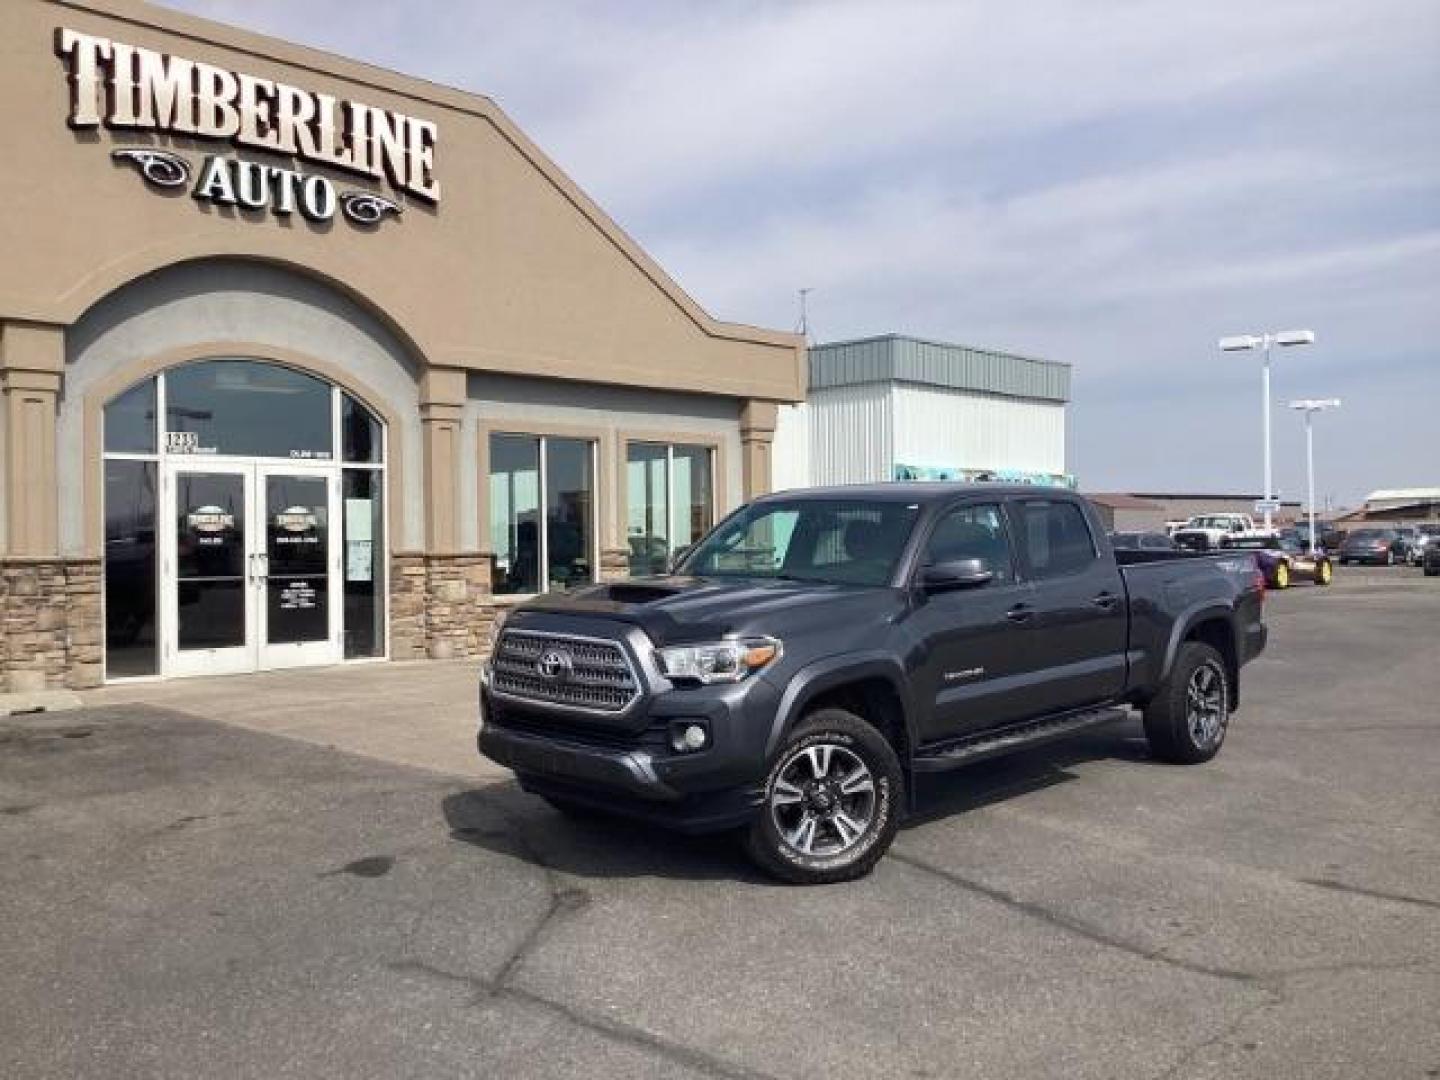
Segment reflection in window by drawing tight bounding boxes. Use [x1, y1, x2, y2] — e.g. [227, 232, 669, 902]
[103, 460, 157, 676]
[343, 470, 385, 658]
[104, 378, 157, 454]
[545, 438, 594, 592]
[488, 433, 594, 595]
[489, 435, 541, 595]
[165, 359, 332, 459]
[626, 443, 669, 575]
[625, 443, 714, 576]
[342, 393, 382, 463]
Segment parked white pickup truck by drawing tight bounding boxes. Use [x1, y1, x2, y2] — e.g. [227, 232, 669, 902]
[1171, 513, 1272, 551]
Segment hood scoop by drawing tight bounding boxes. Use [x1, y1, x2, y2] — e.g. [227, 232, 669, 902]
[596, 581, 690, 605]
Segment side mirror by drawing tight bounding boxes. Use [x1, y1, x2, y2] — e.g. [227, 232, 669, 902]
[922, 557, 994, 591]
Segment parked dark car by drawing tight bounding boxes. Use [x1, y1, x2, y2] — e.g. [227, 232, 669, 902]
[1109, 531, 1175, 552]
[1223, 533, 1333, 588]
[479, 484, 1267, 884]
[1339, 528, 1404, 565]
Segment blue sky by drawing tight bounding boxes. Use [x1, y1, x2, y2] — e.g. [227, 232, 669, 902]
[167, 0, 1439, 507]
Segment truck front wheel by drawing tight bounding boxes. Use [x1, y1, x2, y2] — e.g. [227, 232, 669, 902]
[1143, 643, 1230, 764]
[745, 709, 903, 884]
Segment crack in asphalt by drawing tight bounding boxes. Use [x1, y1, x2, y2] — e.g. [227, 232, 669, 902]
[1148, 987, 1285, 1080]
[887, 848, 1256, 984]
[390, 792, 783, 1080]
[386, 958, 781, 1080]
[1299, 877, 1440, 912]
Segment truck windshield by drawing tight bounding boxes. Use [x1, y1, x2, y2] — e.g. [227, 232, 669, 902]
[1189, 517, 1237, 529]
[679, 498, 919, 587]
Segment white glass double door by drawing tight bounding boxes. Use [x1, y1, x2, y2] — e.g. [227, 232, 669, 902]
[162, 461, 342, 677]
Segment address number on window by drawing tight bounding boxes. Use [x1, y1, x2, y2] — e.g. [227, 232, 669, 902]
[165, 431, 200, 453]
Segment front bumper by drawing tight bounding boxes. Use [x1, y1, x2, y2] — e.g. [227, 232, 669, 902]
[478, 668, 782, 833]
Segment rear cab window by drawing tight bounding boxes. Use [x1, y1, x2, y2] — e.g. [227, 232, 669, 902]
[1012, 499, 1099, 578]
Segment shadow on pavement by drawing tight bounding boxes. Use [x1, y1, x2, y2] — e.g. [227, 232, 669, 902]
[441, 718, 1152, 883]
[441, 781, 773, 885]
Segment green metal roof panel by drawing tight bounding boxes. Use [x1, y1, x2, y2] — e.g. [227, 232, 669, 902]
[809, 333, 1070, 402]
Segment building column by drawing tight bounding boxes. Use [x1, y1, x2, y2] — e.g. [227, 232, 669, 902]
[0, 321, 100, 692]
[740, 399, 778, 499]
[1, 322, 63, 555]
[412, 366, 492, 660]
[420, 367, 466, 555]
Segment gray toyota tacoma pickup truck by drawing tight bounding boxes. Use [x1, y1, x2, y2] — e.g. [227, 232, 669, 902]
[479, 484, 1267, 884]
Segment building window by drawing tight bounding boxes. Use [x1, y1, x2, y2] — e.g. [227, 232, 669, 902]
[164, 359, 333, 459]
[103, 459, 158, 676]
[489, 433, 596, 595]
[625, 442, 715, 576]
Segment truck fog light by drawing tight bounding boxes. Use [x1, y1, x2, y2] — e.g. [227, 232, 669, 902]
[670, 722, 709, 753]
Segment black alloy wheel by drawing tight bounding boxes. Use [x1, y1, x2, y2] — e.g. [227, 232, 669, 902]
[1142, 642, 1230, 765]
[745, 708, 903, 884]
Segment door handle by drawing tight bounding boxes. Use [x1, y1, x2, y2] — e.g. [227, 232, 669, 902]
[1091, 592, 1119, 610]
[1005, 603, 1034, 623]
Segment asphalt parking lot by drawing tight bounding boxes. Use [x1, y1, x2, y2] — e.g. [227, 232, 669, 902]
[2, 567, 1437, 1080]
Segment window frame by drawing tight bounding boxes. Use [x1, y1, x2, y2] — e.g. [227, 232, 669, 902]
[485, 429, 601, 597]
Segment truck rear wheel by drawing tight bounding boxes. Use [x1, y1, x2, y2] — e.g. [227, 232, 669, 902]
[1143, 642, 1229, 764]
[1314, 560, 1333, 585]
[744, 708, 903, 884]
[1272, 561, 1290, 589]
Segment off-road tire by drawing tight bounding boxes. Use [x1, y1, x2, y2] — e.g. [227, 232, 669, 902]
[1313, 560, 1333, 586]
[1143, 642, 1230, 765]
[1272, 561, 1290, 589]
[744, 708, 903, 885]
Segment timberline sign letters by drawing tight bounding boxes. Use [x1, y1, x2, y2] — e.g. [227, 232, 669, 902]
[56, 27, 440, 227]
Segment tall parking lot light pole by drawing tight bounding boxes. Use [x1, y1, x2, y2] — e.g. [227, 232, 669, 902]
[1218, 329, 1316, 532]
[1289, 398, 1341, 555]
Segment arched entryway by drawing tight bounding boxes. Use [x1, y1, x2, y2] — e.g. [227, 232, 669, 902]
[102, 357, 387, 680]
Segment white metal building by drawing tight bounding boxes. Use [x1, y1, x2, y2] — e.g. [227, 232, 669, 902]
[773, 335, 1071, 491]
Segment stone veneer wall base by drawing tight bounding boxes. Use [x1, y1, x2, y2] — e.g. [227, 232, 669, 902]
[389, 552, 495, 662]
[0, 551, 496, 690]
[1, 557, 102, 691]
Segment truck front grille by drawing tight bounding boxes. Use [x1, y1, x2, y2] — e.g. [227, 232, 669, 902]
[490, 630, 641, 714]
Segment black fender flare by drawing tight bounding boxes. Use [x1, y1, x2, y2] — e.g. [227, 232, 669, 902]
[1159, 601, 1239, 687]
[764, 652, 919, 765]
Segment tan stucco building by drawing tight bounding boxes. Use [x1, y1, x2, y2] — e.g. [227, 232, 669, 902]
[0, 0, 804, 689]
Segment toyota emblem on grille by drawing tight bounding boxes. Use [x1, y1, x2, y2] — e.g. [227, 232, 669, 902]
[536, 648, 574, 682]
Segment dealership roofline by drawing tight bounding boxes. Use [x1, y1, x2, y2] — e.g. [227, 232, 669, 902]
[53, 0, 801, 354]
[812, 332, 1069, 369]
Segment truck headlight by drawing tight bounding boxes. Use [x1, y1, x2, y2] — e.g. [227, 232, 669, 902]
[656, 637, 782, 685]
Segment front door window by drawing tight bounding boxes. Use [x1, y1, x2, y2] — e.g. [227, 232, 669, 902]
[264, 475, 331, 647]
[175, 472, 248, 652]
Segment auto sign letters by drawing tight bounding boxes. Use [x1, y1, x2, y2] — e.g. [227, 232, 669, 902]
[56, 27, 439, 228]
